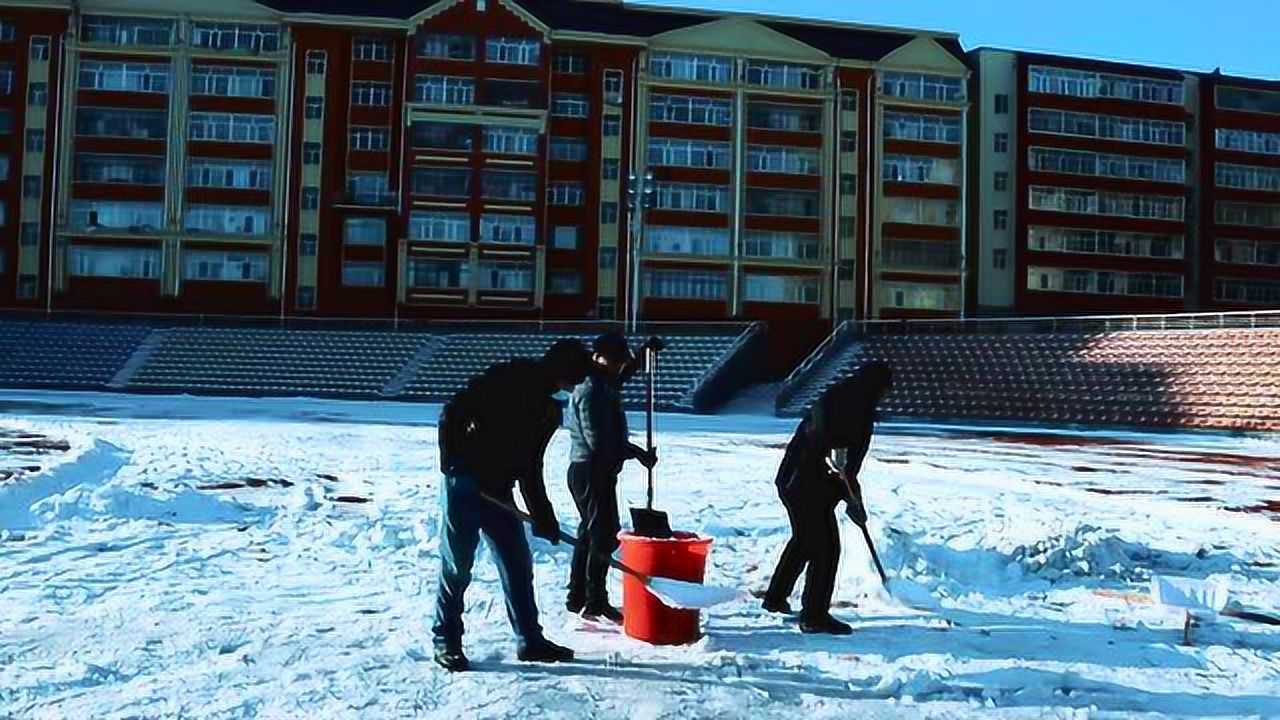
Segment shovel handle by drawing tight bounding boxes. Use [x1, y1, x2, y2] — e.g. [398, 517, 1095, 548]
[857, 521, 889, 585]
[477, 491, 653, 584]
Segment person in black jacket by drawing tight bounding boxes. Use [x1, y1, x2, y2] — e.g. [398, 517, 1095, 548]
[761, 361, 893, 634]
[432, 339, 592, 672]
[563, 332, 659, 623]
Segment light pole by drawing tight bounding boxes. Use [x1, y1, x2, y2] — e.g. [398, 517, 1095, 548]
[625, 170, 656, 334]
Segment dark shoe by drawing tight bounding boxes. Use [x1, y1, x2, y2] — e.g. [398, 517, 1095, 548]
[582, 603, 624, 625]
[799, 614, 853, 635]
[517, 637, 575, 663]
[566, 597, 585, 614]
[433, 646, 470, 672]
[762, 597, 794, 615]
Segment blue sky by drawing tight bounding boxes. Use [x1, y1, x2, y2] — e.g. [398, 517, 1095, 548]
[633, 0, 1280, 80]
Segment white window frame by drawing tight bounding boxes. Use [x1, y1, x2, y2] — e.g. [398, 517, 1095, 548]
[183, 250, 269, 283]
[69, 245, 163, 279]
[354, 37, 391, 62]
[485, 37, 540, 66]
[185, 158, 271, 190]
[479, 213, 536, 245]
[191, 65, 274, 98]
[552, 93, 589, 118]
[547, 182, 585, 207]
[351, 81, 393, 106]
[409, 211, 470, 243]
[350, 126, 391, 151]
[415, 75, 474, 105]
[189, 112, 275, 144]
[78, 60, 171, 93]
[483, 126, 538, 155]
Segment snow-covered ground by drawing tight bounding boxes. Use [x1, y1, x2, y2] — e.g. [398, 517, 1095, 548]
[1, 389, 1279, 719]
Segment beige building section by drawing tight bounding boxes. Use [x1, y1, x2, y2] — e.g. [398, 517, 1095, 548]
[974, 49, 1017, 312]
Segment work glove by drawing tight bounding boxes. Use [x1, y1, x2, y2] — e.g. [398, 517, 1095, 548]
[845, 497, 868, 525]
[532, 512, 560, 545]
[644, 335, 666, 353]
[638, 447, 658, 469]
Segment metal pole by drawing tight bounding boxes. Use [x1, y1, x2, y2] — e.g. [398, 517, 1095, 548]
[645, 345, 656, 510]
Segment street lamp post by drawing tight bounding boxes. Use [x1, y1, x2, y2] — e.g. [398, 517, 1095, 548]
[625, 170, 656, 334]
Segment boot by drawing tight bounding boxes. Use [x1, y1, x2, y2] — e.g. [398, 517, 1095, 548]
[762, 596, 794, 615]
[799, 614, 853, 635]
[517, 637, 575, 663]
[582, 603, 624, 625]
[433, 644, 470, 672]
[565, 597, 585, 614]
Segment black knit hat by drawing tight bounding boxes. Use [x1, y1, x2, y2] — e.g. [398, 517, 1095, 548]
[592, 331, 633, 364]
[542, 339, 591, 386]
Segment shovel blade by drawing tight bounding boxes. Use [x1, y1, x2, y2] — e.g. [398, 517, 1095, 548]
[630, 507, 673, 539]
[645, 577, 739, 609]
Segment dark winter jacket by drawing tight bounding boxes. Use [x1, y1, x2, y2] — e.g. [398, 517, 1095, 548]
[439, 358, 561, 524]
[567, 369, 631, 472]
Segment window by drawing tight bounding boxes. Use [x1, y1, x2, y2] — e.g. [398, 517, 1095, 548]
[741, 230, 818, 260]
[994, 132, 1009, 153]
[602, 159, 619, 180]
[1216, 128, 1280, 156]
[647, 226, 730, 256]
[81, 15, 174, 46]
[304, 97, 324, 119]
[482, 170, 536, 201]
[1216, 201, 1280, 228]
[744, 61, 824, 90]
[885, 197, 961, 227]
[78, 61, 170, 93]
[648, 53, 732, 84]
[547, 182, 585, 206]
[76, 108, 166, 140]
[0, 201, 6, 227]
[881, 71, 965, 102]
[27, 82, 46, 106]
[185, 204, 271, 235]
[412, 122, 474, 151]
[600, 202, 618, 224]
[484, 126, 538, 155]
[25, 129, 44, 151]
[301, 188, 319, 210]
[1030, 186, 1184, 221]
[352, 82, 392, 106]
[0, 20, 13, 42]
[1029, 226, 1183, 259]
[1217, 238, 1280, 266]
[554, 53, 586, 74]
[410, 211, 470, 243]
[296, 286, 315, 309]
[0, 154, 7, 181]
[300, 233, 317, 257]
[486, 37, 540, 66]
[644, 269, 727, 300]
[882, 282, 960, 310]
[1027, 266, 1183, 298]
[17, 274, 37, 298]
[548, 271, 583, 295]
[344, 218, 386, 247]
[603, 116, 621, 137]
[419, 33, 475, 60]
[0, 109, 10, 134]
[1216, 163, 1280, 193]
[650, 94, 733, 126]
[746, 188, 820, 217]
[1215, 278, 1280, 305]
[552, 93, 589, 118]
[1216, 86, 1280, 115]
[69, 245, 162, 279]
[656, 183, 728, 213]
[747, 145, 820, 175]
[882, 112, 962, 143]
[995, 94, 1010, 114]
[191, 22, 280, 52]
[412, 167, 472, 197]
[415, 75, 474, 105]
[882, 155, 961, 184]
[1029, 147, 1185, 184]
[183, 250, 268, 282]
[840, 91, 858, 112]
[0, 63, 11, 95]
[599, 248, 617, 269]
[354, 37, 391, 62]
[1028, 107, 1186, 146]
[306, 51, 326, 75]
[553, 226, 580, 249]
[20, 222, 39, 247]
[479, 260, 534, 291]
[994, 172, 1009, 191]
[347, 171, 391, 204]
[1028, 66, 1184, 105]
[350, 126, 390, 151]
[77, 154, 167, 185]
[604, 70, 623, 105]
[483, 79, 540, 109]
[480, 213, 535, 244]
[69, 200, 164, 231]
[883, 238, 961, 270]
[191, 65, 274, 98]
[548, 136, 587, 162]
[994, 210, 1008, 230]
[408, 258, 469, 289]
[742, 274, 820, 304]
[303, 143, 321, 165]
[648, 138, 731, 169]
[993, 248, 1008, 269]
[840, 131, 857, 153]
[343, 261, 386, 288]
[840, 174, 857, 195]
[189, 112, 275, 143]
[746, 102, 821, 132]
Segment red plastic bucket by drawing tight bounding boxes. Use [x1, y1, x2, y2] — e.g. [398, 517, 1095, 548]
[618, 531, 713, 645]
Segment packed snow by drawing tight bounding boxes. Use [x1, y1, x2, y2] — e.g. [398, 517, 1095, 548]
[1, 389, 1279, 719]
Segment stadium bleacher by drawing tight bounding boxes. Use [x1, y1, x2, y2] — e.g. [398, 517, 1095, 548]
[0, 320, 150, 390]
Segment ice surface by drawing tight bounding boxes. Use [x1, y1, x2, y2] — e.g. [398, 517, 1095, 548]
[0, 389, 1278, 719]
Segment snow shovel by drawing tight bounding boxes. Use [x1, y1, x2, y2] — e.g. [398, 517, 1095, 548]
[478, 491, 736, 610]
[630, 342, 672, 539]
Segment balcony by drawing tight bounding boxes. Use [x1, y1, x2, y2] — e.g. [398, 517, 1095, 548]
[339, 189, 399, 208]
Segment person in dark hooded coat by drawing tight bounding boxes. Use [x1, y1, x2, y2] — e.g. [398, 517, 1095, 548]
[761, 361, 894, 634]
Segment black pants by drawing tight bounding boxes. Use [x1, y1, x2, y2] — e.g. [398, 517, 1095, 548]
[764, 491, 841, 619]
[566, 460, 621, 610]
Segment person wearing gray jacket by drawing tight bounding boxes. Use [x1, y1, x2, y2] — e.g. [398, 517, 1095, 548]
[564, 332, 659, 623]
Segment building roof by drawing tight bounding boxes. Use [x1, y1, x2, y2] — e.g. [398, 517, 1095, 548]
[256, 0, 967, 63]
